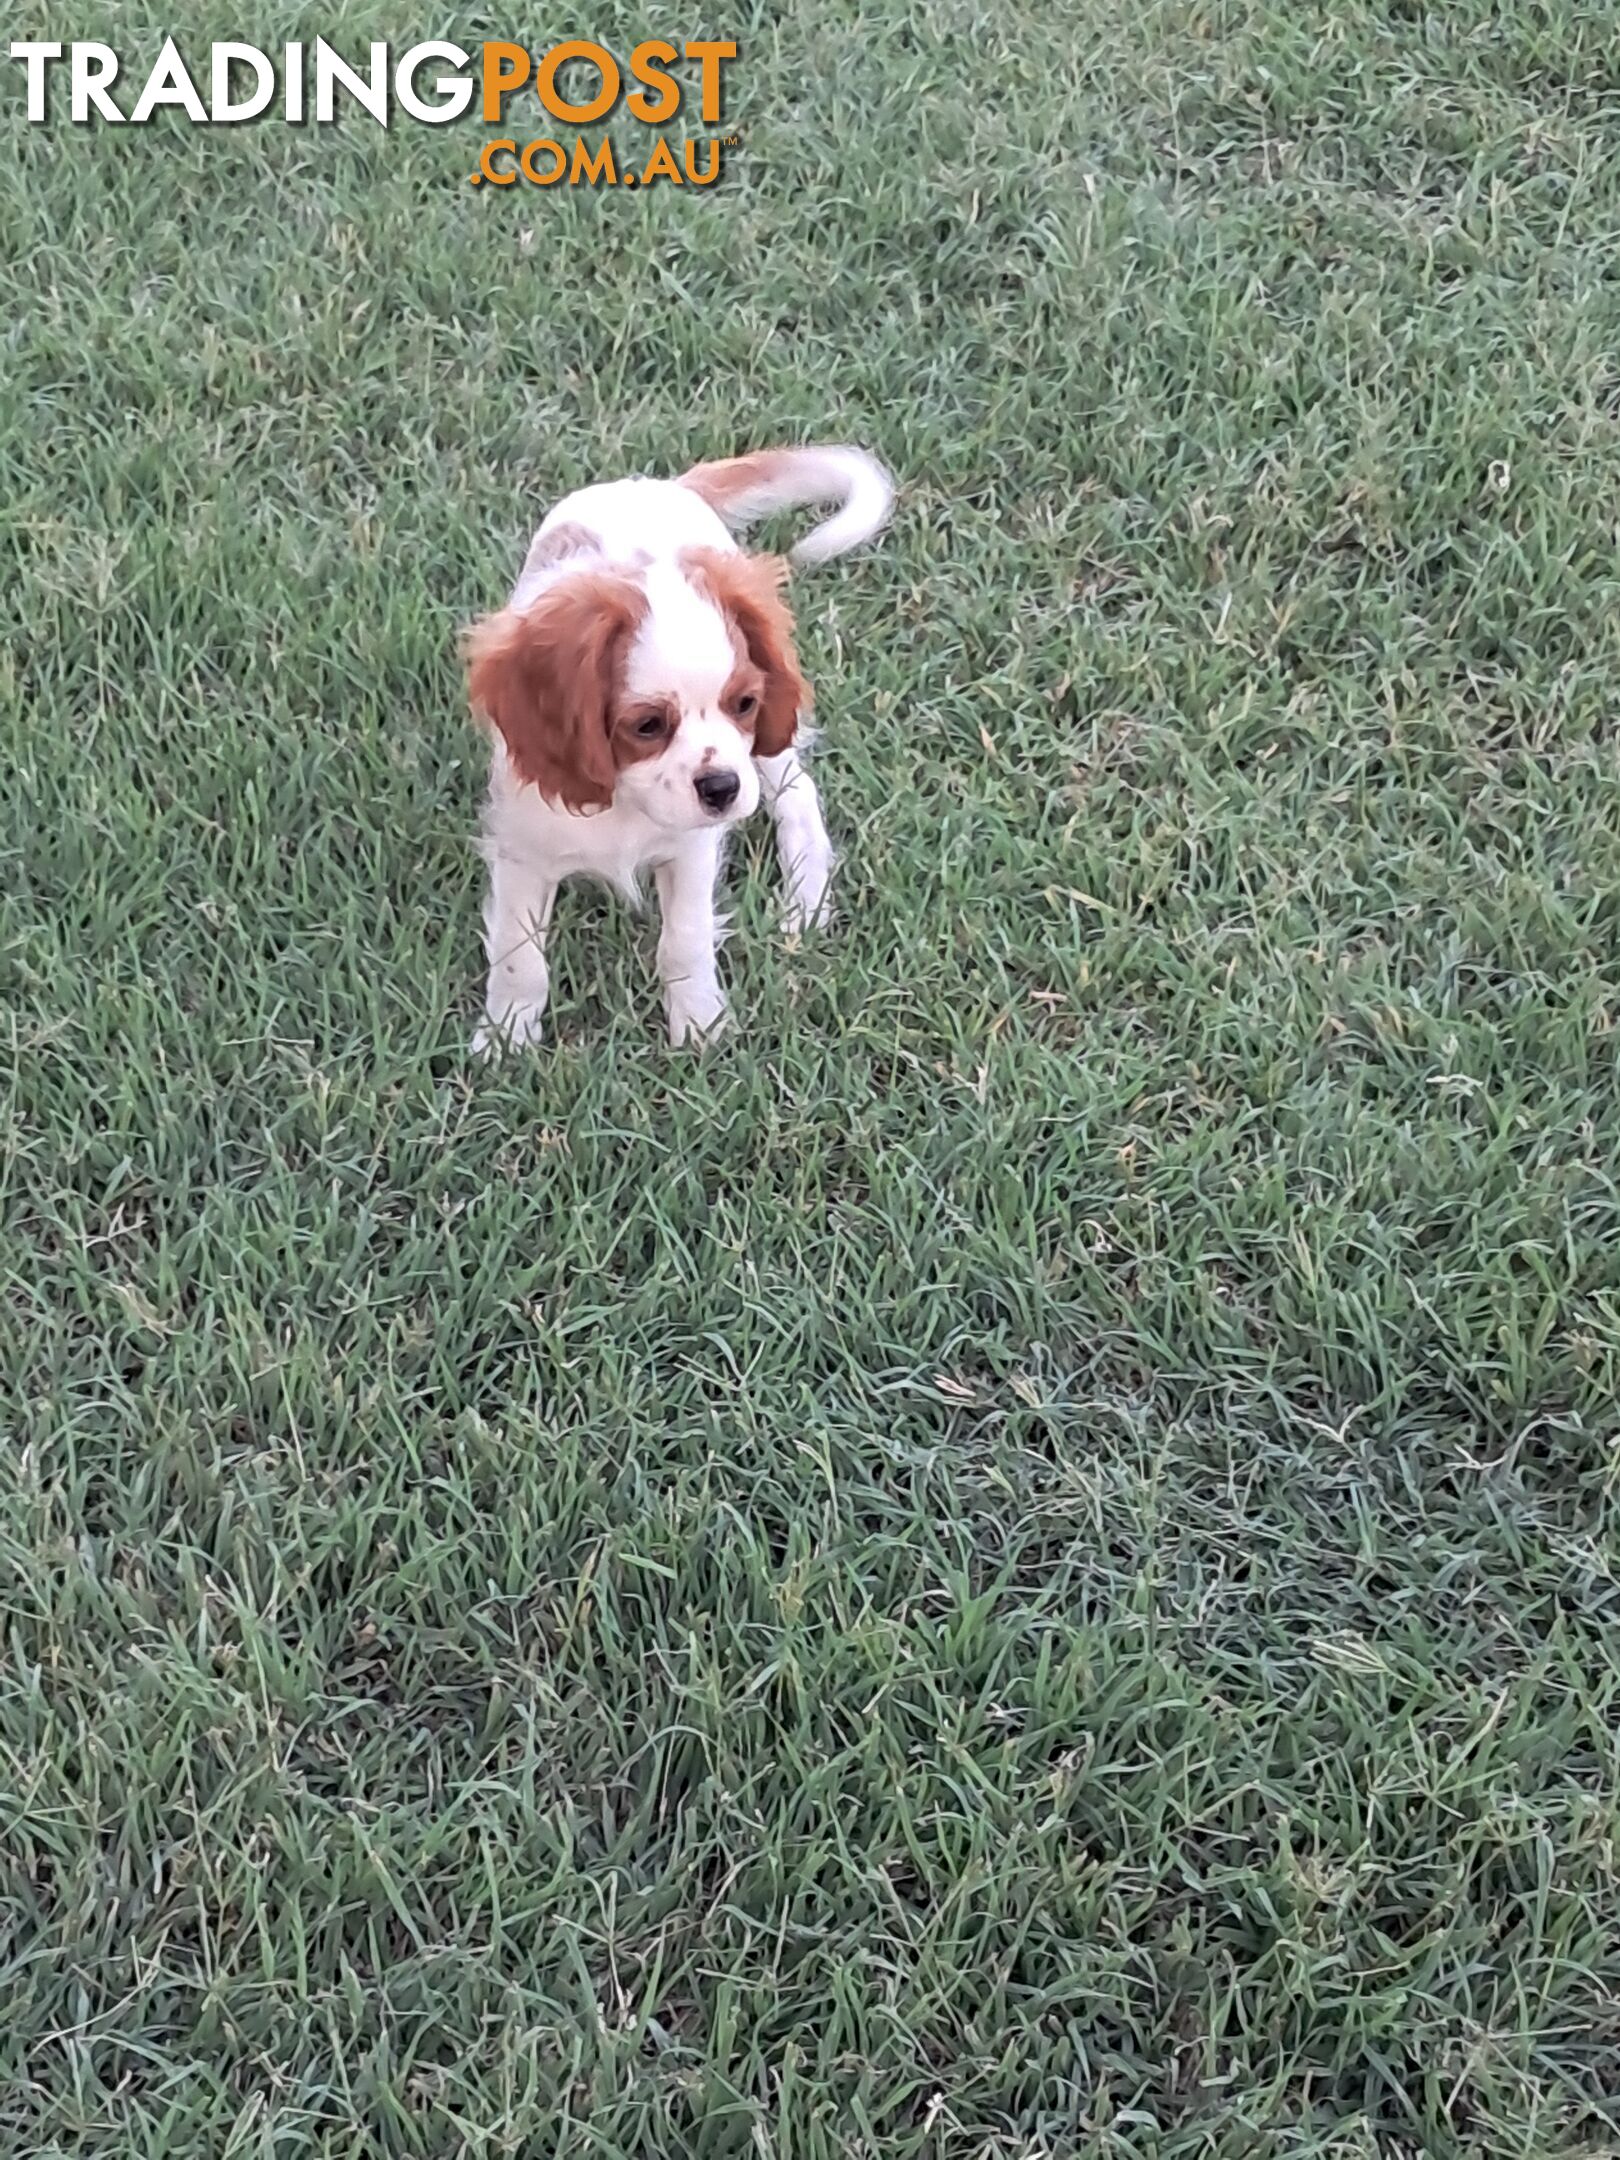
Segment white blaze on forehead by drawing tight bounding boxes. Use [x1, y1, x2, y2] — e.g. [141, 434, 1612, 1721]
[624, 560, 736, 707]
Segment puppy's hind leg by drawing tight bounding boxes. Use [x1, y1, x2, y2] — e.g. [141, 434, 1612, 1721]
[757, 747, 834, 938]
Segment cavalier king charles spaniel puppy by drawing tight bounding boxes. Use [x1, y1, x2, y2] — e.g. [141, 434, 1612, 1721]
[465, 443, 893, 1051]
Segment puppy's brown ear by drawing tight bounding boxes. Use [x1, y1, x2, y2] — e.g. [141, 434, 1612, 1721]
[685, 549, 808, 757]
[465, 572, 644, 809]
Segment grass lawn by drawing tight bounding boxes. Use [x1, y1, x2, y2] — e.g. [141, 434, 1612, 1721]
[6, 0, 1620, 2152]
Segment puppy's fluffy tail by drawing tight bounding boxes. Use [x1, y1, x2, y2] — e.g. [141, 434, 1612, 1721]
[678, 444, 894, 566]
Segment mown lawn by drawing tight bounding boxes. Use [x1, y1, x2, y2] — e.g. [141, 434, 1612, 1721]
[5, 1, 1620, 2153]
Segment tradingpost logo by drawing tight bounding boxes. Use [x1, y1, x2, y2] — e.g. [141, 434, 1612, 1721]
[7, 37, 740, 190]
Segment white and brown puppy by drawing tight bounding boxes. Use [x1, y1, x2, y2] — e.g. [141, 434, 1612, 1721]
[465, 444, 893, 1051]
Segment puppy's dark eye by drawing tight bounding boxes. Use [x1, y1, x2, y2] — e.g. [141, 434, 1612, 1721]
[734, 693, 757, 720]
[631, 712, 665, 739]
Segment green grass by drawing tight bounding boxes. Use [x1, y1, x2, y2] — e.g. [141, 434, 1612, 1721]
[5, 0, 1620, 2151]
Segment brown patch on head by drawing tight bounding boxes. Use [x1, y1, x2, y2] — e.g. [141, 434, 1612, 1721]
[717, 650, 767, 740]
[680, 548, 807, 757]
[465, 570, 648, 809]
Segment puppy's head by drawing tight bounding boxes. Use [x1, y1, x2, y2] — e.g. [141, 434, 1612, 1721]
[466, 548, 806, 832]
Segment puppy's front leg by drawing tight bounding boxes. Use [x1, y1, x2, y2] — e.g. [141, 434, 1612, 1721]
[474, 852, 556, 1055]
[655, 833, 728, 1047]
[758, 748, 834, 936]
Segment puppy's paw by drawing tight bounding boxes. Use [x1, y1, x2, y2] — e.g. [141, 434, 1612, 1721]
[779, 849, 835, 943]
[472, 1001, 546, 1058]
[781, 887, 835, 944]
[665, 982, 729, 1049]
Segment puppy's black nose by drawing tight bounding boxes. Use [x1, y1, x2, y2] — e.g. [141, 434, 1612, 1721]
[694, 769, 741, 813]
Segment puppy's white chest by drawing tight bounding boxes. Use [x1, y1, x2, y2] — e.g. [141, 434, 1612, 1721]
[483, 759, 674, 895]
